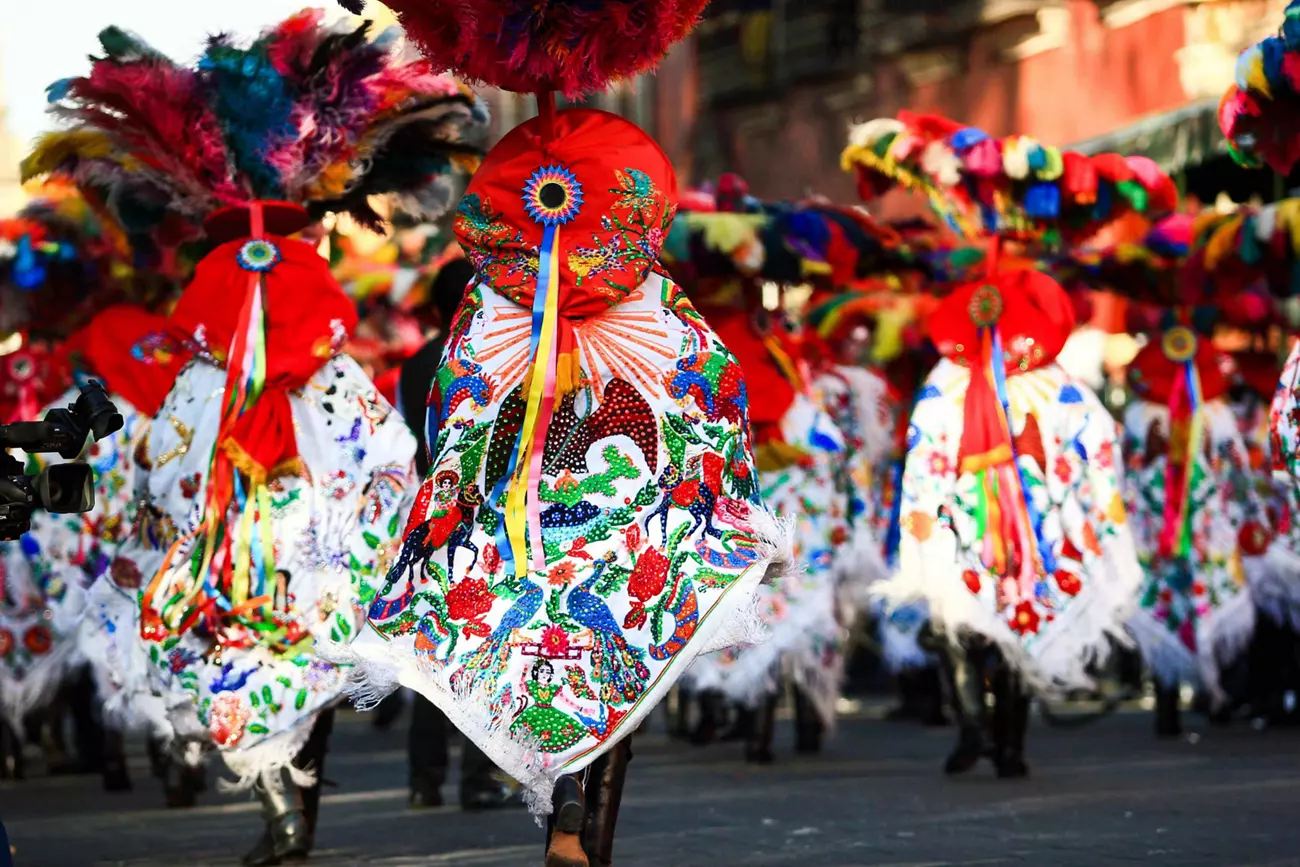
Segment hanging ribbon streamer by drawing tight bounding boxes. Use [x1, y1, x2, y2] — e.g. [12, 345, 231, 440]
[143, 203, 276, 644]
[1157, 326, 1203, 560]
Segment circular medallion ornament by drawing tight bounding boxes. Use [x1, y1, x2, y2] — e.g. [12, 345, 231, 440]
[236, 239, 281, 273]
[7, 354, 33, 383]
[967, 284, 1004, 329]
[523, 165, 584, 226]
[1161, 326, 1196, 363]
[23, 624, 52, 655]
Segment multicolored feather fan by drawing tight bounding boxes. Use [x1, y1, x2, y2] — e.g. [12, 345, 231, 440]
[340, 0, 709, 97]
[1220, 0, 1300, 173]
[22, 8, 488, 234]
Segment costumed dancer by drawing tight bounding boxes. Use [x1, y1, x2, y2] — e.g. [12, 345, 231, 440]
[844, 116, 1164, 776]
[26, 11, 484, 862]
[664, 183, 867, 761]
[0, 191, 134, 780]
[1123, 321, 1266, 735]
[329, 2, 790, 865]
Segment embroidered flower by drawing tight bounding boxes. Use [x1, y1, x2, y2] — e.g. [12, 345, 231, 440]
[904, 510, 933, 542]
[1054, 569, 1082, 596]
[928, 452, 953, 476]
[629, 547, 670, 602]
[445, 577, 495, 623]
[0, 629, 12, 657]
[109, 556, 142, 589]
[23, 625, 52, 655]
[1010, 601, 1041, 635]
[539, 625, 572, 658]
[1053, 454, 1073, 484]
[623, 523, 642, 554]
[961, 569, 981, 594]
[482, 543, 501, 576]
[208, 693, 250, 748]
[547, 561, 577, 587]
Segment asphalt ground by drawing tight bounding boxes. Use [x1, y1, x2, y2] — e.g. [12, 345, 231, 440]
[4, 700, 1300, 866]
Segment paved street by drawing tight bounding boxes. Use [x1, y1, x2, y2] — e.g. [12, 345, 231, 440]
[4, 701, 1300, 866]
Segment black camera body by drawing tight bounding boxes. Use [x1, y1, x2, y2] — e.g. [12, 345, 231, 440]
[0, 380, 124, 541]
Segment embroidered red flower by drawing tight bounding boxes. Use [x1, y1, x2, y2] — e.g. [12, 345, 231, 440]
[961, 569, 981, 594]
[1097, 440, 1114, 469]
[110, 557, 142, 589]
[568, 537, 592, 560]
[547, 560, 577, 587]
[623, 604, 648, 631]
[928, 452, 953, 476]
[23, 625, 52, 655]
[1054, 569, 1082, 596]
[1238, 520, 1271, 557]
[539, 625, 572, 657]
[0, 629, 12, 657]
[1010, 601, 1041, 635]
[482, 543, 501, 576]
[445, 577, 495, 623]
[629, 547, 670, 602]
[623, 523, 642, 554]
[1053, 454, 1073, 484]
[208, 693, 250, 748]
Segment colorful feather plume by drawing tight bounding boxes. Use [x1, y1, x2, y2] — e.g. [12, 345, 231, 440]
[23, 8, 488, 234]
[0, 183, 138, 338]
[359, 0, 710, 97]
[1219, 0, 1300, 173]
[842, 113, 1178, 245]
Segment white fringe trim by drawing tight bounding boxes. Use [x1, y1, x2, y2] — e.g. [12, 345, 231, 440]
[873, 521, 1143, 697]
[0, 640, 77, 732]
[1253, 541, 1300, 630]
[218, 716, 319, 792]
[325, 505, 794, 819]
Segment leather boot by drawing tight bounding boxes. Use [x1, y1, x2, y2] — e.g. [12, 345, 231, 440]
[242, 766, 311, 866]
[39, 706, 76, 775]
[668, 687, 691, 741]
[690, 691, 723, 745]
[0, 719, 23, 780]
[744, 695, 777, 764]
[582, 740, 631, 867]
[544, 774, 588, 867]
[102, 729, 131, 791]
[792, 687, 823, 754]
[162, 755, 205, 808]
[992, 666, 1030, 779]
[719, 701, 754, 743]
[1155, 682, 1181, 738]
[408, 695, 448, 808]
[294, 709, 333, 836]
[942, 640, 985, 775]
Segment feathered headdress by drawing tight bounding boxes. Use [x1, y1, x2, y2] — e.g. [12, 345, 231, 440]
[1220, 0, 1300, 173]
[842, 112, 1177, 245]
[24, 9, 487, 233]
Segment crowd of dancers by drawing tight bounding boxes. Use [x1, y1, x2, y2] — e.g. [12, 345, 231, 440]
[5, 1, 1300, 866]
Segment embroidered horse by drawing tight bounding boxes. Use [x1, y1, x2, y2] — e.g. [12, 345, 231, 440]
[643, 452, 726, 544]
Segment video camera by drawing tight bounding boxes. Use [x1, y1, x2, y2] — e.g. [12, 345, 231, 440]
[0, 380, 124, 541]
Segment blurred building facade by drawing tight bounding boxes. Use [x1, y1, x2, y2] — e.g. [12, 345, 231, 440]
[664, 0, 1286, 209]
[0, 47, 25, 216]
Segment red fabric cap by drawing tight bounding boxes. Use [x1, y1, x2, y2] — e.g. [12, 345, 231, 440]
[1232, 350, 1281, 401]
[63, 304, 185, 417]
[455, 107, 677, 321]
[1128, 334, 1228, 404]
[166, 236, 358, 480]
[1061, 152, 1099, 205]
[929, 268, 1075, 374]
